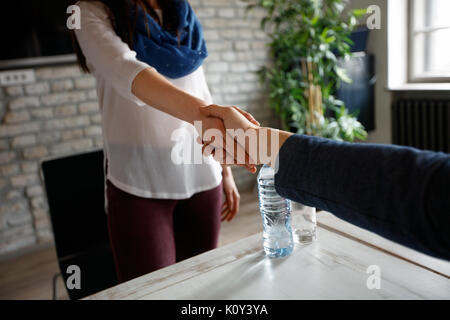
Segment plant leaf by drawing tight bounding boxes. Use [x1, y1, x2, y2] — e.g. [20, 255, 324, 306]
[352, 8, 368, 17]
[325, 36, 336, 43]
[262, 0, 273, 9]
[335, 66, 353, 83]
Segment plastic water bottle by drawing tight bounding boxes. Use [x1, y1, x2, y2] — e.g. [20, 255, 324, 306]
[257, 164, 294, 258]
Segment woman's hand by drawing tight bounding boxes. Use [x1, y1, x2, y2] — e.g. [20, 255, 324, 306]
[221, 166, 240, 222]
[197, 107, 257, 173]
[199, 105, 260, 173]
[200, 104, 259, 133]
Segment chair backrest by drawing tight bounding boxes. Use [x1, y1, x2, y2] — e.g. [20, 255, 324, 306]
[41, 149, 117, 299]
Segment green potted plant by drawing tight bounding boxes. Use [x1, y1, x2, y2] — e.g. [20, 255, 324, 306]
[246, 0, 368, 142]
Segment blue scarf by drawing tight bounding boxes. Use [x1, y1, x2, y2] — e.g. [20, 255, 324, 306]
[131, 0, 208, 79]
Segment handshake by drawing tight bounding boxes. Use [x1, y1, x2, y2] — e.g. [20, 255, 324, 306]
[196, 104, 292, 173]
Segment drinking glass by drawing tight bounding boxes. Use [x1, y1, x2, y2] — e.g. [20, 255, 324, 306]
[291, 202, 317, 244]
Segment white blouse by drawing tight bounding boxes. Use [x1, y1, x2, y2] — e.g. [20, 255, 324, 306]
[74, 1, 222, 199]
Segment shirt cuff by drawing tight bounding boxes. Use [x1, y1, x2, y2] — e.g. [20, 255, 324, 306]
[274, 134, 299, 195]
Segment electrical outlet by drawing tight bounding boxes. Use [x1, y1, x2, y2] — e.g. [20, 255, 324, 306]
[0, 69, 35, 86]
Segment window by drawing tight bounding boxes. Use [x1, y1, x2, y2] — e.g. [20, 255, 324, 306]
[409, 0, 450, 82]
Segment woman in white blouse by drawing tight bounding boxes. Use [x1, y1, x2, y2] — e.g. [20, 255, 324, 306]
[72, 0, 256, 282]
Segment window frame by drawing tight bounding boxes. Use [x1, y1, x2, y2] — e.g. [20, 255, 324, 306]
[408, 0, 450, 83]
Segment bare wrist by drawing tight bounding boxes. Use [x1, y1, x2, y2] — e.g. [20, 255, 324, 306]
[185, 104, 203, 125]
[255, 127, 292, 167]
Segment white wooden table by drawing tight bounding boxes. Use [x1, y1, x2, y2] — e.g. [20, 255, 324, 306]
[87, 224, 450, 300]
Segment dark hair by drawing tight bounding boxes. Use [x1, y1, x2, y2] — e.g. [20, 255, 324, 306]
[70, 0, 182, 73]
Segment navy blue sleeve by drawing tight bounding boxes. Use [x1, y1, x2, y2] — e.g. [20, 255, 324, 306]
[274, 134, 450, 261]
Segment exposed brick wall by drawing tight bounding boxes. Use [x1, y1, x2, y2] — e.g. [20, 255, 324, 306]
[0, 0, 272, 255]
[0, 66, 102, 254]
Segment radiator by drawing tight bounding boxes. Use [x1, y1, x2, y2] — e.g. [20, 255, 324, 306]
[392, 99, 450, 153]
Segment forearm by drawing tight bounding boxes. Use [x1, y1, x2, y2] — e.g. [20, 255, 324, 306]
[221, 165, 232, 177]
[254, 127, 293, 167]
[132, 67, 206, 124]
[274, 134, 450, 260]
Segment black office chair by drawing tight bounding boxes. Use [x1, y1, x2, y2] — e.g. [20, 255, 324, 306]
[41, 149, 118, 300]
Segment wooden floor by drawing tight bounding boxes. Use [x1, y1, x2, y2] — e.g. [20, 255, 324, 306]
[0, 190, 261, 300]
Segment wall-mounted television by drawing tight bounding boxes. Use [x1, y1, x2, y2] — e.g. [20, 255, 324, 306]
[0, 0, 76, 70]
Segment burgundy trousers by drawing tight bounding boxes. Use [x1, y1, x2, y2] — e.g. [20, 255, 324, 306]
[106, 180, 223, 283]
